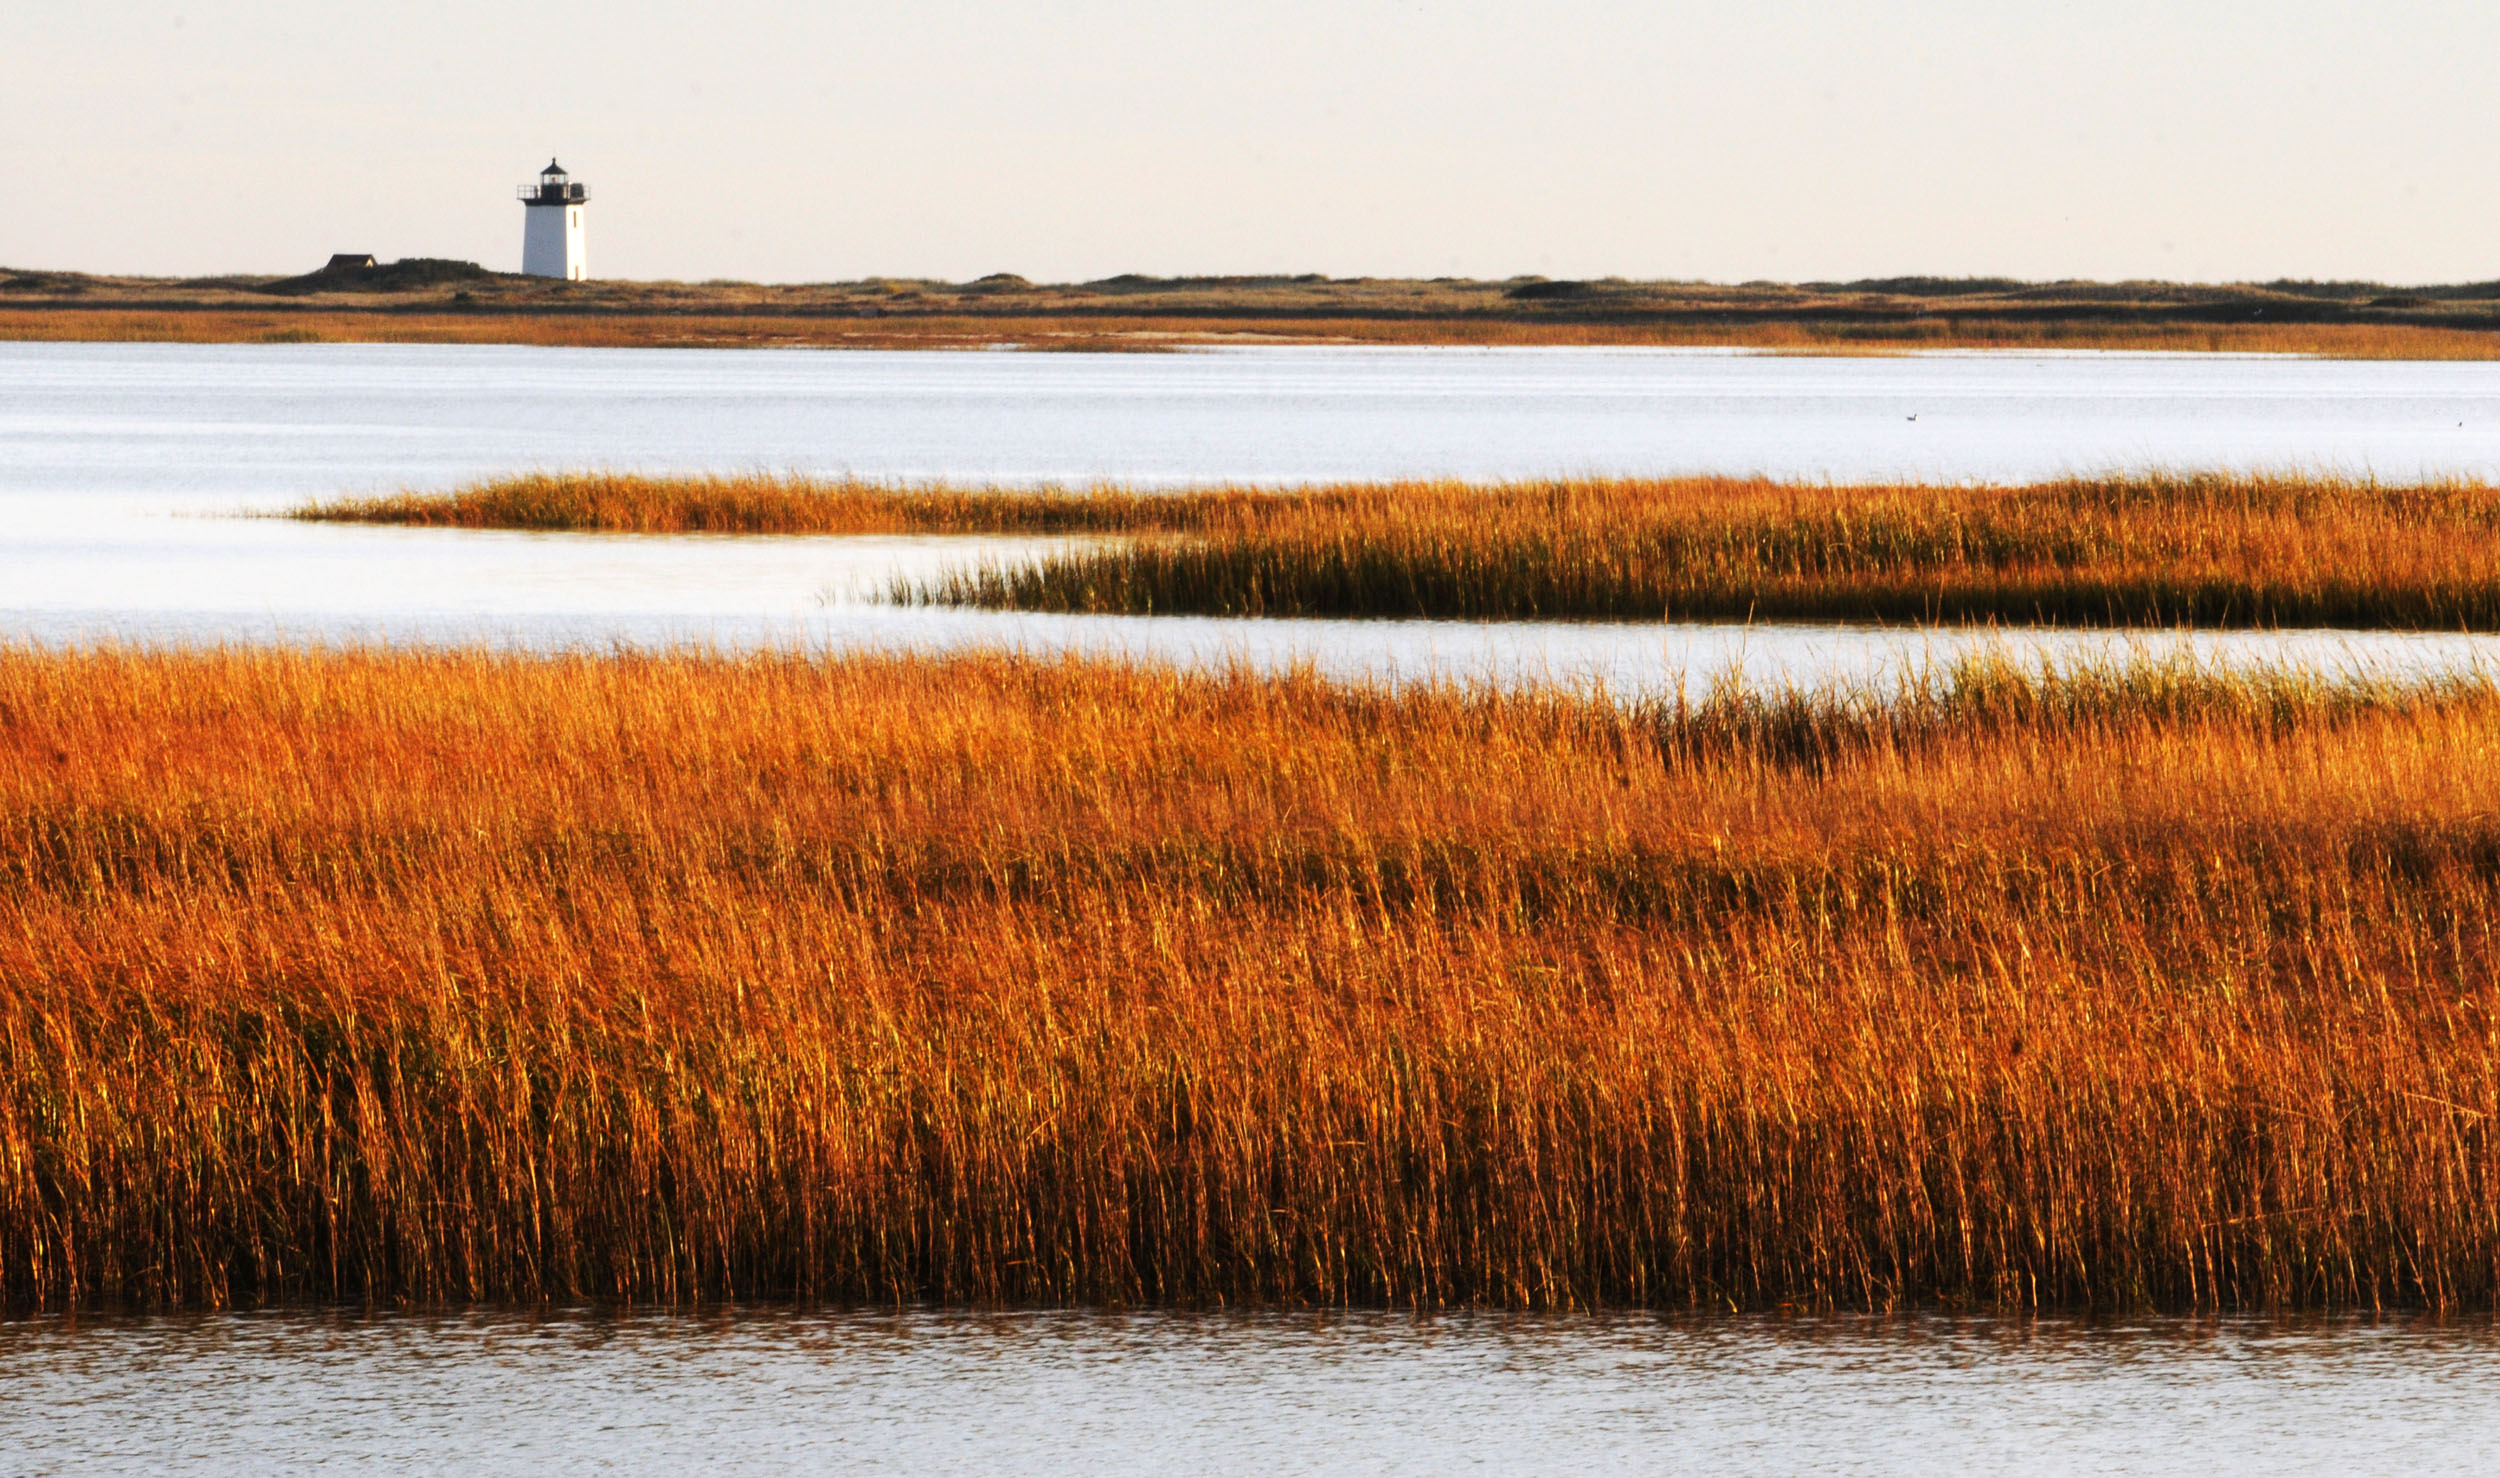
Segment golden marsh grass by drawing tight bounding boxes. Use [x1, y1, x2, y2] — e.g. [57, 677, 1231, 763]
[4, 644, 2500, 1312]
[306, 471, 2500, 629]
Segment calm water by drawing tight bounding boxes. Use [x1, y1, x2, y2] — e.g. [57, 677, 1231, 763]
[1, 1309, 2495, 1474]
[8, 340, 2500, 689]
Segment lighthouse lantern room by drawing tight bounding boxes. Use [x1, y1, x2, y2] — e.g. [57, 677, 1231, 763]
[518, 159, 589, 280]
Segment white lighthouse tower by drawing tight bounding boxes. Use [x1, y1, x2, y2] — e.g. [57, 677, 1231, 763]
[518, 159, 589, 280]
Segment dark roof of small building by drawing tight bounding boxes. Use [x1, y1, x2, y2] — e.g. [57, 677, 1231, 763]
[323, 254, 378, 272]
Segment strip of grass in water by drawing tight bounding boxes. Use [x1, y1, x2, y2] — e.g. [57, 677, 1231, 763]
[21, 307, 2500, 357]
[304, 471, 2500, 629]
[4, 643, 2500, 1313]
[295, 471, 1225, 535]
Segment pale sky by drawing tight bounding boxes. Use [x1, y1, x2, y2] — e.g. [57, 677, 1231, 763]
[8, 0, 2495, 285]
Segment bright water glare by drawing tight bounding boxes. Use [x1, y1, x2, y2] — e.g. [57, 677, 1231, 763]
[10, 340, 2500, 690]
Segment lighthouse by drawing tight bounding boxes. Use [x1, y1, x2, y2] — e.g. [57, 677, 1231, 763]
[517, 159, 589, 280]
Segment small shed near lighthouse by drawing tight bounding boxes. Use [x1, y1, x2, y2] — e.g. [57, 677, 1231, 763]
[517, 159, 589, 280]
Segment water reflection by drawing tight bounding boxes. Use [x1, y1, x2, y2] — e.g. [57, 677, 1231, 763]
[2, 1307, 2493, 1474]
[9, 519, 2499, 697]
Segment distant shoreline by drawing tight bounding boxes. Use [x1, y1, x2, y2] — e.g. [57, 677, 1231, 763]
[11, 264, 2500, 356]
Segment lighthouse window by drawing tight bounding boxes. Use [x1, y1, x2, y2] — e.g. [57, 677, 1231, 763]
[570, 211, 579, 227]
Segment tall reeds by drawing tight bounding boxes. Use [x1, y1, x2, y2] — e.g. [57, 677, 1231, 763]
[305, 471, 2500, 629]
[916, 474, 2500, 627]
[3, 645, 2498, 1312]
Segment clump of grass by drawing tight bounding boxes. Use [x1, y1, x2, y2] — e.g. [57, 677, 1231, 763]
[1650, 648, 2455, 770]
[3, 644, 2500, 1313]
[909, 473, 2500, 629]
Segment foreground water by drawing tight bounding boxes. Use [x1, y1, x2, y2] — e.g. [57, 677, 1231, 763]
[10, 340, 2500, 689]
[2, 1309, 2493, 1474]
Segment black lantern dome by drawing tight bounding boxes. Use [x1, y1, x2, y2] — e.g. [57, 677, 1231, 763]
[518, 159, 589, 206]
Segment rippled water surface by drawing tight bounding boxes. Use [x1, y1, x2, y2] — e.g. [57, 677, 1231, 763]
[2, 1309, 2495, 1474]
[10, 340, 2500, 688]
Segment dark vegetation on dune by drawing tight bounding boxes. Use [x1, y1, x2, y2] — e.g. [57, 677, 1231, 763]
[259, 257, 504, 296]
[16, 267, 2500, 353]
